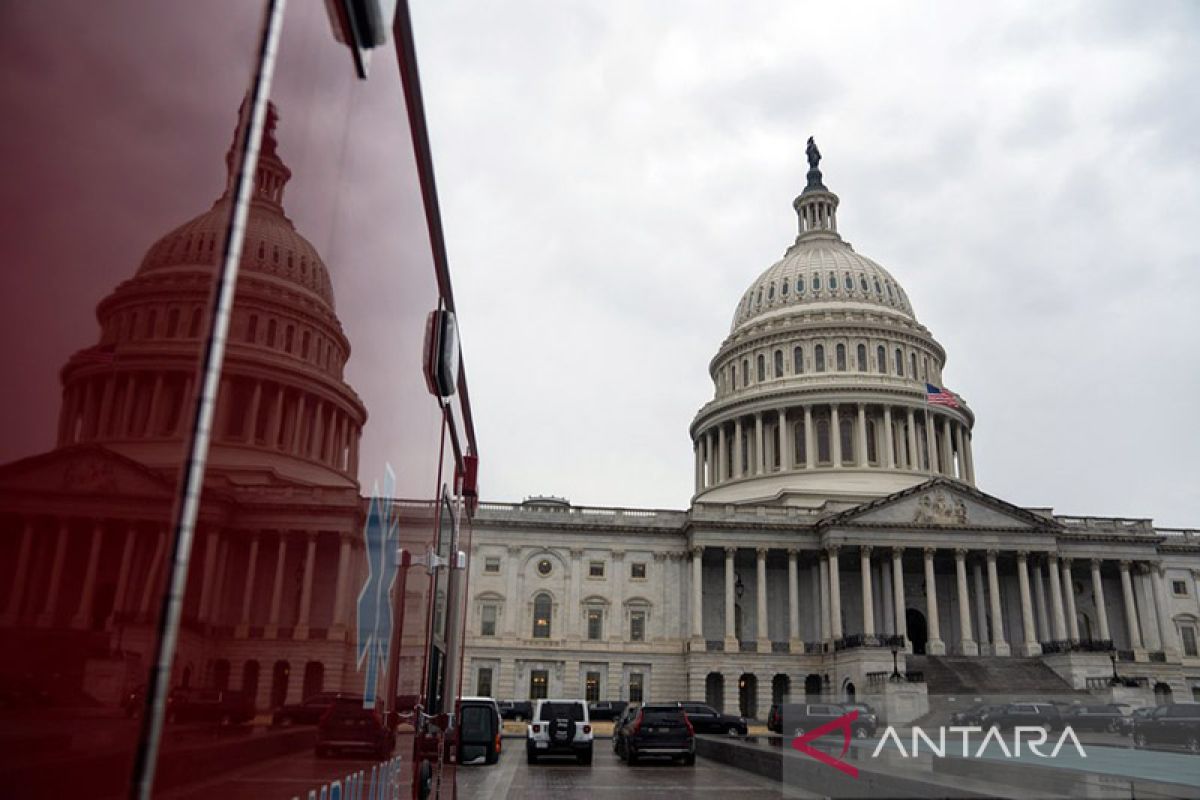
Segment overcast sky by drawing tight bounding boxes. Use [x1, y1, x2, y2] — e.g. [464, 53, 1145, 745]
[409, 1, 1200, 527]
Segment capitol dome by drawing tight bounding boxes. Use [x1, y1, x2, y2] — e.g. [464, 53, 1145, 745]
[689, 140, 976, 507]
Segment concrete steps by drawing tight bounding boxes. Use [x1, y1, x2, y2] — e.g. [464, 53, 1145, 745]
[908, 654, 1085, 697]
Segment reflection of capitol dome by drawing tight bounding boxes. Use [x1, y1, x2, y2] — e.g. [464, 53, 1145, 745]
[57, 104, 366, 489]
[690, 143, 975, 506]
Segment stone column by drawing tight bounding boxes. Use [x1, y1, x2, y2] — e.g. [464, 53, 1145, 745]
[1119, 561, 1143, 651]
[267, 386, 285, 448]
[856, 405, 868, 466]
[779, 409, 791, 471]
[733, 419, 744, 478]
[892, 549, 908, 649]
[568, 548, 584, 640]
[691, 547, 704, 643]
[828, 546, 843, 640]
[831, 405, 842, 467]
[1033, 559, 1050, 642]
[818, 553, 831, 643]
[860, 546, 875, 636]
[787, 549, 801, 649]
[724, 547, 738, 649]
[196, 529, 218, 622]
[694, 441, 703, 492]
[140, 375, 160, 436]
[1016, 551, 1040, 656]
[881, 559, 895, 636]
[209, 535, 229, 625]
[754, 412, 765, 475]
[924, 412, 938, 473]
[609, 549, 626, 644]
[986, 550, 1010, 656]
[332, 534, 352, 631]
[1047, 554, 1067, 641]
[717, 425, 727, 482]
[1090, 559, 1111, 642]
[953, 424, 965, 481]
[72, 521, 105, 629]
[940, 417, 953, 476]
[955, 548, 977, 655]
[503, 546, 521, 636]
[883, 407, 896, 469]
[1152, 564, 1179, 655]
[906, 408, 919, 469]
[963, 432, 976, 484]
[972, 560, 988, 655]
[244, 381, 263, 443]
[107, 524, 137, 627]
[137, 528, 167, 619]
[756, 547, 769, 652]
[267, 534, 288, 632]
[804, 406, 816, 469]
[1136, 567, 1161, 651]
[3, 519, 35, 625]
[238, 533, 260, 634]
[924, 548, 944, 654]
[309, 401, 325, 459]
[37, 520, 69, 628]
[1061, 558, 1080, 640]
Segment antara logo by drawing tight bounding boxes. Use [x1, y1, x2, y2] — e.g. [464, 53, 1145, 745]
[790, 710, 861, 777]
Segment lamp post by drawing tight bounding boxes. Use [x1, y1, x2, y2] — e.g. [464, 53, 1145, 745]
[890, 641, 902, 681]
[1109, 650, 1121, 686]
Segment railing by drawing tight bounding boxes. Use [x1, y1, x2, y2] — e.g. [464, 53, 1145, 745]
[834, 634, 905, 651]
[705, 640, 724, 652]
[804, 641, 826, 654]
[905, 671, 925, 683]
[1041, 638, 1114, 654]
[1149, 651, 1167, 663]
[739, 640, 757, 653]
[1117, 650, 1136, 662]
[771, 641, 790, 654]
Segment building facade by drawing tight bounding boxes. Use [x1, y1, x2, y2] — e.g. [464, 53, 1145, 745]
[463, 149, 1200, 718]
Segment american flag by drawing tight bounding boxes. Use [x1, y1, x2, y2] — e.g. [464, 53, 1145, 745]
[925, 383, 958, 408]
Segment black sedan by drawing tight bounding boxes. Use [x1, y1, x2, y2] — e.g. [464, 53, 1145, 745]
[1059, 704, 1125, 733]
[678, 702, 747, 736]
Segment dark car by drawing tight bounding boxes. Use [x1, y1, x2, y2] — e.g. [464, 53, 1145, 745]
[316, 704, 395, 759]
[458, 697, 502, 766]
[767, 703, 783, 733]
[165, 688, 255, 725]
[949, 703, 1004, 726]
[1060, 704, 1125, 733]
[786, 703, 875, 739]
[613, 703, 641, 751]
[990, 702, 1061, 731]
[1116, 705, 1155, 736]
[678, 702, 747, 736]
[272, 692, 362, 727]
[1132, 702, 1200, 751]
[499, 699, 533, 721]
[616, 704, 695, 765]
[588, 700, 627, 721]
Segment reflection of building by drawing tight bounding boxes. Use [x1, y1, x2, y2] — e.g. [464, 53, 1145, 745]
[464, 150, 1200, 718]
[0, 106, 385, 709]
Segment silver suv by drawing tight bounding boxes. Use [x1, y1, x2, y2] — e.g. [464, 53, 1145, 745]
[526, 699, 593, 764]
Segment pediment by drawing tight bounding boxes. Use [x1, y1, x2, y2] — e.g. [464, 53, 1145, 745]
[823, 478, 1059, 531]
[0, 444, 175, 498]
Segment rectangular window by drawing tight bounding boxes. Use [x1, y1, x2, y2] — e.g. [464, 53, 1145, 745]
[587, 608, 603, 640]
[631, 562, 646, 579]
[530, 670, 548, 700]
[585, 672, 601, 703]
[476, 667, 493, 697]
[630, 610, 646, 642]
[589, 561, 605, 578]
[628, 672, 644, 703]
[484, 557, 500, 574]
[1173, 580, 1188, 596]
[480, 604, 497, 637]
[1183, 626, 1198, 657]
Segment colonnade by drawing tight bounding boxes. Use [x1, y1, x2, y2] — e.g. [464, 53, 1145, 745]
[694, 402, 974, 492]
[688, 544, 1180, 659]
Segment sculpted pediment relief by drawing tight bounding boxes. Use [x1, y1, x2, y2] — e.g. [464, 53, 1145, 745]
[0, 445, 174, 498]
[827, 478, 1053, 531]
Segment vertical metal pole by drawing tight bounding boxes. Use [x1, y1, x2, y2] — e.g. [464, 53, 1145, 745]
[128, 2, 286, 796]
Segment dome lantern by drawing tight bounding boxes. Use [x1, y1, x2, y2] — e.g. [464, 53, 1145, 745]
[792, 136, 839, 240]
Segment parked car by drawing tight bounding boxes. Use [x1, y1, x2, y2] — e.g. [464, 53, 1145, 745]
[767, 704, 783, 733]
[949, 703, 1005, 727]
[164, 688, 255, 725]
[1116, 705, 1156, 736]
[613, 703, 641, 751]
[315, 703, 395, 759]
[1059, 704, 1125, 733]
[588, 700, 627, 721]
[499, 699, 533, 721]
[1132, 702, 1200, 751]
[527, 699, 593, 764]
[458, 697, 502, 765]
[786, 703, 875, 739]
[616, 703, 696, 765]
[989, 702, 1061, 731]
[271, 692, 362, 727]
[677, 702, 747, 736]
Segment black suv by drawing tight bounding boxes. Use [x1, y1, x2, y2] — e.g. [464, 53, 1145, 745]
[316, 704, 395, 759]
[499, 699, 533, 721]
[588, 700, 627, 721]
[989, 702, 1061, 731]
[616, 704, 696, 765]
[165, 688, 255, 725]
[1132, 702, 1200, 751]
[677, 702, 747, 736]
[1059, 704, 1125, 733]
[272, 692, 362, 727]
[786, 703, 875, 739]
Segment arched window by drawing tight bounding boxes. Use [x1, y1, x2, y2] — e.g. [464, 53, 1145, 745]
[532, 593, 552, 639]
[731, 363, 737, 389]
[774, 350, 784, 378]
[828, 271, 838, 291]
[742, 359, 750, 387]
[894, 348, 904, 376]
[835, 344, 846, 371]
[856, 344, 867, 372]
[756, 354, 765, 382]
[840, 417, 854, 465]
[813, 273, 821, 291]
[816, 418, 831, 464]
[793, 346, 804, 374]
[781, 280, 789, 297]
[923, 356, 930, 381]
[844, 272, 853, 292]
[794, 421, 807, 466]
[767, 283, 775, 301]
[859, 275, 868, 293]
[910, 353, 918, 380]
[797, 276, 805, 294]
[815, 345, 826, 372]
[876, 345, 886, 374]
[166, 308, 180, 338]
[267, 318, 277, 347]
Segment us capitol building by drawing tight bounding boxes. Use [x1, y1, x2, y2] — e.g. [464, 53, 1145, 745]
[463, 142, 1200, 720]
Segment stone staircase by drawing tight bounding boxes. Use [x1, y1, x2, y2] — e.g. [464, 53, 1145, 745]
[905, 655, 1089, 727]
